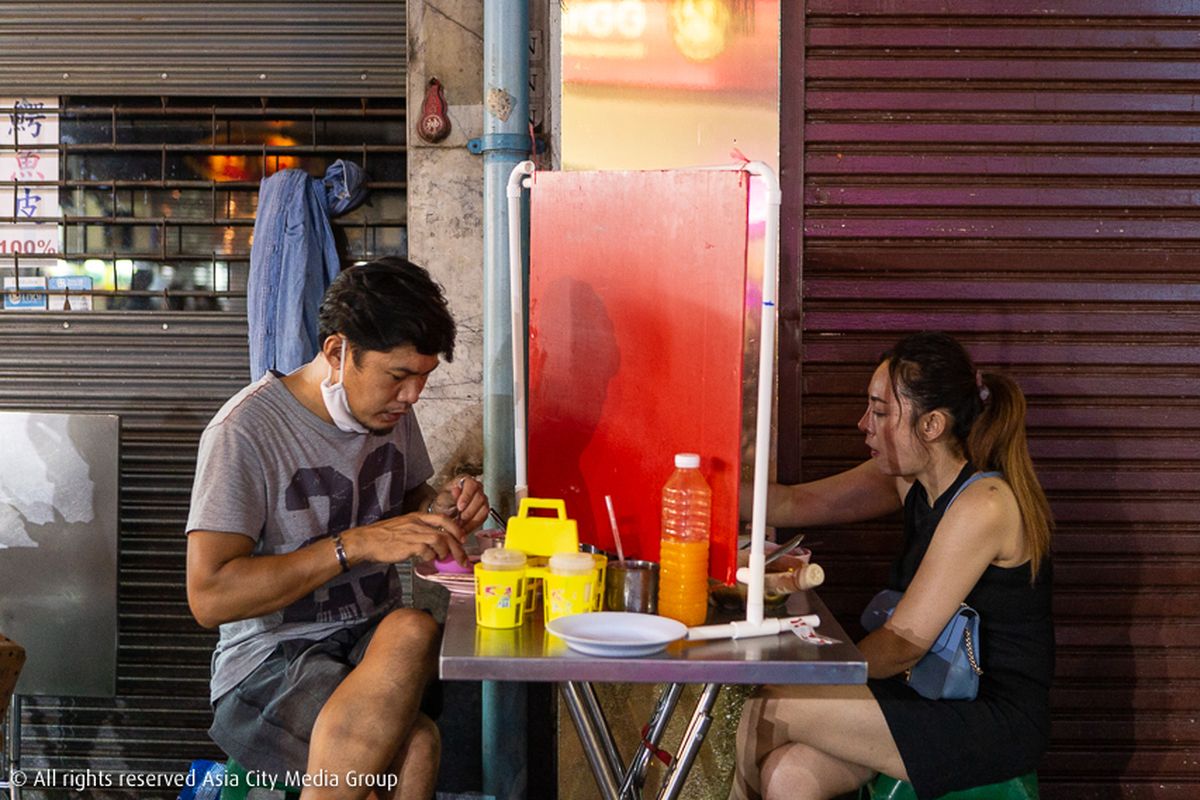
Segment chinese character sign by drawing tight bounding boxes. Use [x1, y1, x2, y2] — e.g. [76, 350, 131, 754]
[0, 149, 59, 220]
[1, 97, 61, 293]
[1, 98, 58, 147]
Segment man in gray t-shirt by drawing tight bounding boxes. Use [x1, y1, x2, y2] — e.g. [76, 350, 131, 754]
[186, 258, 489, 799]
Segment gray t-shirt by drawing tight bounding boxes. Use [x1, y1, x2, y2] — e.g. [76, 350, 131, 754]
[186, 372, 433, 702]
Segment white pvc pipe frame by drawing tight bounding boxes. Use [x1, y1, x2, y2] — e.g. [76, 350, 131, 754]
[506, 161, 782, 633]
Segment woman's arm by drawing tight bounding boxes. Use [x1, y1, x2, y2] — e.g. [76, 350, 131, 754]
[860, 477, 1018, 678]
[746, 460, 905, 528]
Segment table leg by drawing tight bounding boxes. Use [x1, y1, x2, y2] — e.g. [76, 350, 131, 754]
[482, 681, 526, 800]
[655, 683, 721, 800]
[565, 681, 723, 800]
[561, 682, 622, 800]
[579, 682, 625, 780]
[620, 682, 684, 799]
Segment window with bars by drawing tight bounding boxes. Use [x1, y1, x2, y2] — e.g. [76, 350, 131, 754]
[1, 96, 406, 312]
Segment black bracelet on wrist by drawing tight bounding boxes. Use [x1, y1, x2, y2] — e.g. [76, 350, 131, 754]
[332, 533, 350, 573]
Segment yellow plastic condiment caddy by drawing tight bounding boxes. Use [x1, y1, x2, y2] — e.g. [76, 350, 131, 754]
[474, 497, 605, 628]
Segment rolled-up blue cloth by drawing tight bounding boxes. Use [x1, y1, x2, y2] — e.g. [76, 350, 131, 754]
[321, 159, 368, 217]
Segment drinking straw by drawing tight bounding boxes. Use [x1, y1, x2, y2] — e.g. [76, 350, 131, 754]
[604, 494, 625, 564]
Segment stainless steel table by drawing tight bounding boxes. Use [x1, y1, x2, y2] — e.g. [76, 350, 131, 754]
[439, 592, 867, 800]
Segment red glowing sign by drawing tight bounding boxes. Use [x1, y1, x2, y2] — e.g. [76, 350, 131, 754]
[563, 0, 778, 95]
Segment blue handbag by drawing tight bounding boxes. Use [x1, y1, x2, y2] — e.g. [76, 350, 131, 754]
[860, 588, 983, 700]
[859, 470, 999, 701]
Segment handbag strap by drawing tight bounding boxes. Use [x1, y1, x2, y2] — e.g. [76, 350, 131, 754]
[942, 472, 997, 681]
[963, 622, 983, 676]
[945, 470, 1002, 508]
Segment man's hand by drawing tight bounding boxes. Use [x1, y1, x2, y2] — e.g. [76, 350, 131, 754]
[346, 511, 470, 567]
[427, 475, 490, 535]
[187, 506, 474, 628]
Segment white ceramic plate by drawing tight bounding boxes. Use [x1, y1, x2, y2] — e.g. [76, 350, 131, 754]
[545, 612, 688, 658]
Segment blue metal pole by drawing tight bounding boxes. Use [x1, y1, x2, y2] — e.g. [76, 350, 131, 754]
[480, 2, 530, 799]
[481, 0, 530, 523]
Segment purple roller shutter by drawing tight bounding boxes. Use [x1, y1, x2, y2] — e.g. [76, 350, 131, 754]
[782, 2, 1200, 796]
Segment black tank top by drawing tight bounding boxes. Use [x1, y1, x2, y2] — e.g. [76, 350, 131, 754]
[890, 463, 1055, 719]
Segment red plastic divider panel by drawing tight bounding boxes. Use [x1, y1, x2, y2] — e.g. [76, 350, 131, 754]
[527, 170, 748, 584]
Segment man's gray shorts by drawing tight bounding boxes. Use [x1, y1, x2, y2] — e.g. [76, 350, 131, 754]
[208, 612, 452, 779]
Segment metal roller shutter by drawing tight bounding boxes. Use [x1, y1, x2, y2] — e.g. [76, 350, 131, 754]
[0, 2, 405, 97]
[784, 2, 1200, 796]
[0, 93, 409, 788]
[0, 313, 245, 777]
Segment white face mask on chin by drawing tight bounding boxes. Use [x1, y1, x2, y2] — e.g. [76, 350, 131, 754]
[320, 338, 370, 434]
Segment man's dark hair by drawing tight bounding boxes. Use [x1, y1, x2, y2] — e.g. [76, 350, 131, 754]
[318, 257, 456, 363]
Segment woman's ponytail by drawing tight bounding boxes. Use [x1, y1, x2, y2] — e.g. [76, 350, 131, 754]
[967, 372, 1053, 580]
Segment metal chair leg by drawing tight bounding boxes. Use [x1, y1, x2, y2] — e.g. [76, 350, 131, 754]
[3, 696, 21, 800]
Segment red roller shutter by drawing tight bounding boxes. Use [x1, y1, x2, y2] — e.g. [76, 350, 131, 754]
[782, 2, 1200, 796]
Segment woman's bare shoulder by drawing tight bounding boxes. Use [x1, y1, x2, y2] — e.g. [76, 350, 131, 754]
[945, 475, 1024, 564]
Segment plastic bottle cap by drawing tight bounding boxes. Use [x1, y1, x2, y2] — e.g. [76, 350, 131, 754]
[674, 453, 701, 469]
[549, 552, 596, 575]
[481, 547, 526, 571]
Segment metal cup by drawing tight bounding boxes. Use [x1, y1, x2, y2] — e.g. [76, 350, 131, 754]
[579, 542, 615, 560]
[604, 560, 659, 614]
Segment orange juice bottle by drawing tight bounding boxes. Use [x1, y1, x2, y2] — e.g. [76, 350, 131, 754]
[656, 453, 711, 627]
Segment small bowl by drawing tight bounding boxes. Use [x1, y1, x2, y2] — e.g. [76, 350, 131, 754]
[710, 548, 814, 616]
[433, 556, 473, 574]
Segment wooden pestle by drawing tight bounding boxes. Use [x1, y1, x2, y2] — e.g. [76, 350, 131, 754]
[734, 562, 826, 595]
[762, 562, 825, 594]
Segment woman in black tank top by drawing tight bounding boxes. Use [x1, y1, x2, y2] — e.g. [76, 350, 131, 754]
[729, 332, 1054, 800]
